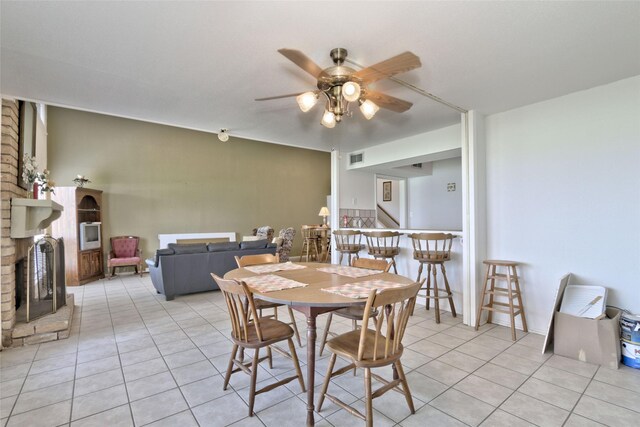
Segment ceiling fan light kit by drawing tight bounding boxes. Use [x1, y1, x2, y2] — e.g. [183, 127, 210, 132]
[257, 47, 422, 128]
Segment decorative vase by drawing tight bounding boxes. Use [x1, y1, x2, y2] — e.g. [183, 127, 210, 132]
[26, 189, 34, 199]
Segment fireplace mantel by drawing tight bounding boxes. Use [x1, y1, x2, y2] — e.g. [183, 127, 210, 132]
[10, 198, 64, 238]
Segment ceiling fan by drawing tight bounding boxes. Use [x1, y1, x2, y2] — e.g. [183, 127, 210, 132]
[256, 48, 422, 128]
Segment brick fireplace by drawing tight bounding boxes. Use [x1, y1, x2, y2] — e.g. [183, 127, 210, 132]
[1, 99, 29, 346]
[1, 99, 73, 348]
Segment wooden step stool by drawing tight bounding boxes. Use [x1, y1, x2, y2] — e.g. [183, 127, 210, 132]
[474, 260, 528, 340]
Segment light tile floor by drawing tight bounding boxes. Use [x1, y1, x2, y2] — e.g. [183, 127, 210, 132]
[1, 274, 639, 427]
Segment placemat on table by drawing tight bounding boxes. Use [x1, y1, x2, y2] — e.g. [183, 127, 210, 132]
[243, 274, 308, 293]
[321, 279, 410, 299]
[316, 266, 382, 278]
[244, 262, 307, 274]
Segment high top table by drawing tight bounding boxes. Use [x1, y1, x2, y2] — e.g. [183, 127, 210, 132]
[225, 262, 414, 426]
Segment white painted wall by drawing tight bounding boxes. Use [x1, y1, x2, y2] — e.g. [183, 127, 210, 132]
[339, 152, 376, 210]
[485, 75, 640, 333]
[340, 124, 462, 211]
[376, 177, 401, 222]
[408, 157, 463, 230]
[348, 124, 461, 169]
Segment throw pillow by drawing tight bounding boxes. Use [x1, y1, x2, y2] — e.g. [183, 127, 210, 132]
[154, 248, 175, 267]
[240, 239, 268, 250]
[208, 242, 241, 252]
[168, 243, 208, 254]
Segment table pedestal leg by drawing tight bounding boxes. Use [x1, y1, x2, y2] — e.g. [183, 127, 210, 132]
[306, 316, 317, 426]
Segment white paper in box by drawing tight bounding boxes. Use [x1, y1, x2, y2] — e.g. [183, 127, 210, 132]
[559, 285, 606, 318]
[543, 273, 620, 369]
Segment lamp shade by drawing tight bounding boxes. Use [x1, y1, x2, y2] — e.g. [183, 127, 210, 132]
[296, 91, 319, 112]
[321, 110, 336, 128]
[342, 81, 361, 102]
[359, 100, 380, 120]
[318, 207, 330, 217]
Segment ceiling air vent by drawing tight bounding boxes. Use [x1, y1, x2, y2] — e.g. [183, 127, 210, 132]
[350, 152, 364, 165]
[412, 163, 423, 168]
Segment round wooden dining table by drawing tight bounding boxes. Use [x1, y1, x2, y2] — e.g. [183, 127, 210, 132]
[225, 262, 415, 426]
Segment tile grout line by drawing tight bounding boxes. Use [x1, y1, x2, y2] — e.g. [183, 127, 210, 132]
[4, 286, 84, 425]
[123, 273, 218, 426]
[66, 285, 85, 425]
[559, 364, 599, 427]
[419, 323, 521, 427]
[102, 277, 138, 426]
[5, 276, 638, 427]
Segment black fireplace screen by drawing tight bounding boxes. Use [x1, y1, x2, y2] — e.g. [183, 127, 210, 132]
[27, 236, 66, 321]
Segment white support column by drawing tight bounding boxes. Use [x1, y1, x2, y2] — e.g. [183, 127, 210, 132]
[461, 110, 487, 326]
[330, 149, 340, 264]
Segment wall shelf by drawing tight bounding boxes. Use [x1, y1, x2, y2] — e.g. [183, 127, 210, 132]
[10, 199, 64, 238]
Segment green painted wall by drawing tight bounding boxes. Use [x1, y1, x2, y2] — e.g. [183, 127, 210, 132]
[47, 107, 331, 260]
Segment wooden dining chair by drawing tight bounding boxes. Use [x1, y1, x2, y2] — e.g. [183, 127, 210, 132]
[235, 254, 302, 346]
[319, 258, 392, 356]
[211, 274, 306, 417]
[317, 280, 422, 427]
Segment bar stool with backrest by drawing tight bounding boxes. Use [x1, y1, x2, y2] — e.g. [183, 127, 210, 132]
[234, 254, 302, 346]
[210, 274, 305, 417]
[363, 231, 403, 273]
[300, 225, 320, 262]
[317, 281, 422, 427]
[319, 258, 391, 356]
[475, 260, 528, 341]
[409, 233, 457, 323]
[333, 229, 364, 266]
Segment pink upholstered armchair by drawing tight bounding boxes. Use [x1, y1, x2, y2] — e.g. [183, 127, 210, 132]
[108, 236, 142, 278]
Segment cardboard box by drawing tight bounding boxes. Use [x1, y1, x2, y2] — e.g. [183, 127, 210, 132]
[543, 273, 621, 369]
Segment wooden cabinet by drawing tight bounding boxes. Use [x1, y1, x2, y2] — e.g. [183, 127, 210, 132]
[78, 249, 102, 280]
[52, 187, 104, 285]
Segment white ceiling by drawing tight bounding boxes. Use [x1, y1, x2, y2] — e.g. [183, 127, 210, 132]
[2, 1, 639, 152]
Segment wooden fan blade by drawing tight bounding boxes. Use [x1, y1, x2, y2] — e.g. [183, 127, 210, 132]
[278, 49, 326, 78]
[255, 93, 302, 101]
[352, 52, 421, 84]
[364, 90, 413, 113]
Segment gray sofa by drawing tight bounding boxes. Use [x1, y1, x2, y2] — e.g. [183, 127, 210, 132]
[146, 240, 276, 301]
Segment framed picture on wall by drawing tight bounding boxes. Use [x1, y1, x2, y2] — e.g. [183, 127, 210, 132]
[383, 181, 392, 201]
[18, 101, 37, 190]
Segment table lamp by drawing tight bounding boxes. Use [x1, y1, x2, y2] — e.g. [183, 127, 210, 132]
[318, 207, 330, 227]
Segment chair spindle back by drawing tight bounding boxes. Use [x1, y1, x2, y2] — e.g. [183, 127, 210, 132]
[409, 233, 453, 262]
[357, 281, 422, 361]
[235, 253, 279, 268]
[351, 258, 392, 273]
[211, 274, 263, 343]
[334, 230, 362, 251]
[364, 231, 402, 256]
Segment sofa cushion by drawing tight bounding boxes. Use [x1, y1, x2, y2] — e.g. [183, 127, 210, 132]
[154, 248, 175, 267]
[240, 239, 268, 249]
[208, 242, 240, 252]
[169, 243, 208, 254]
